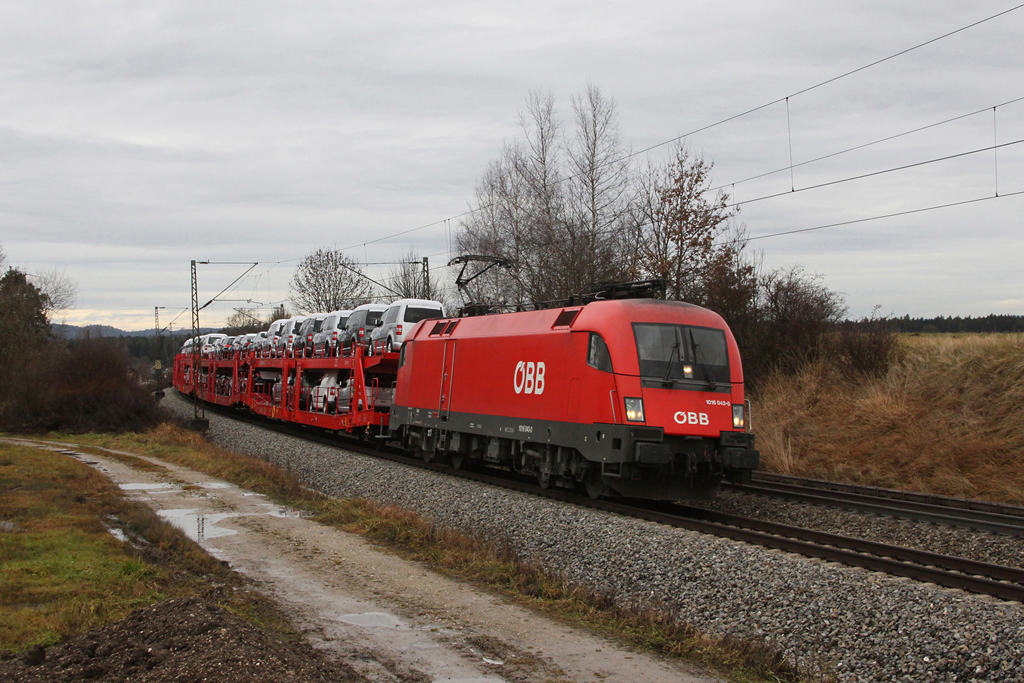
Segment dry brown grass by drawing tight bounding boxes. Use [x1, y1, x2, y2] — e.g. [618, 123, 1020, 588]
[752, 333, 1024, 503]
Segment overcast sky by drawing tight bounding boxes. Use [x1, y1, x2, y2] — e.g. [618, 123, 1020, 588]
[2, 0, 1022, 330]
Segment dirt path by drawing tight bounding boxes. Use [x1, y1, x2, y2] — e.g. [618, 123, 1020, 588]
[7, 438, 720, 683]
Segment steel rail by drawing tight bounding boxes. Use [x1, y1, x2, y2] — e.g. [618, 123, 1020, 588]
[187, 396, 1024, 603]
[660, 503, 1024, 586]
[752, 472, 1024, 519]
[725, 480, 1024, 537]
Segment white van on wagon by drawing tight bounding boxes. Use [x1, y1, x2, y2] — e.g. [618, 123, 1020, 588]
[200, 333, 227, 358]
[369, 298, 446, 354]
[264, 319, 289, 357]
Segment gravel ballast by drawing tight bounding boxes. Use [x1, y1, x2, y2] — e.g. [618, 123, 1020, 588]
[165, 394, 1024, 682]
[691, 491, 1024, 571]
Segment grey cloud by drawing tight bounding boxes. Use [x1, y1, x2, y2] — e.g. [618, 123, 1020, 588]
[1, 0, 1022, 327]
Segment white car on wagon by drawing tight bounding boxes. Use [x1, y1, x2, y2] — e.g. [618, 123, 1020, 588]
[369, 298, 446, 354]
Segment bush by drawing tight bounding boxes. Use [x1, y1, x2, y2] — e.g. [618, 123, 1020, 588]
[1, 337, 165, 434]
[703, 261, 847, 390]
[833, 310, 900, 378]
[0, 266, 164, 434]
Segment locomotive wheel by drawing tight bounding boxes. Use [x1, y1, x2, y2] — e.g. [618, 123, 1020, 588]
[449, 452, 463, 470]
[537, 470, 551, 489]
[420, 446, 434, 464]
[585, 472, 606, 500]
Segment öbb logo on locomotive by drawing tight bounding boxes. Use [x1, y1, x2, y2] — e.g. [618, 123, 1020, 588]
[674, 411, 710, 426]
[513, 361, 546, 395]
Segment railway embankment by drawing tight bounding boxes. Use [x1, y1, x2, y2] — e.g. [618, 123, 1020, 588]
[156, 391, 1024, 682]
[753, 333, 1024, 503]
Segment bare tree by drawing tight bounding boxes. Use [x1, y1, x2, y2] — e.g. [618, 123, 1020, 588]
[289, 248, 373, 313]
[268, 304, 290, 322]
[455, 143, 533, 306]
[560, 85, 632, 290]
[30, 268, 78, 318]
[517, 90, 571, 302]
[632, 145, 737, 302]
[456, 86, 633, 306]
[223, 307, 266, 334]
[386, 250, 447, 302]
[0, 246, 77, 320]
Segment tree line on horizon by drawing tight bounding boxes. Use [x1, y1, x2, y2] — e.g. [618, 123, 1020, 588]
[892, 314, 1024, 334]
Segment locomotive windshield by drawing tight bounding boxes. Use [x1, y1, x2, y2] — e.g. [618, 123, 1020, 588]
[632, 323, 730, 386]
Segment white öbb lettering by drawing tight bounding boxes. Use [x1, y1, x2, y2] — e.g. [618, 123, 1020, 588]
[514, 361, 546, 395]
[674, 411, 709, 426]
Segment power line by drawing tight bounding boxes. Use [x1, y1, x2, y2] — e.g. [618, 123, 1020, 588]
[624, 3, 1024, 165]
[323, 3, 1024, 254]
[183, 5, 1024, 299]
[731, 189, 1024, 245]
[196, 262, 258, 312]
[709, 95, 1024, 193]
[725, 137, 1024, 209]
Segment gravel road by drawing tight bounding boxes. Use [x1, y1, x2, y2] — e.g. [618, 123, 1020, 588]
[166, 394, 1024, 682]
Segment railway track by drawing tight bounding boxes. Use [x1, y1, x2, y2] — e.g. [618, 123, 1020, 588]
[185, 396, 1024, 603]
[725, 473, 1024, 537]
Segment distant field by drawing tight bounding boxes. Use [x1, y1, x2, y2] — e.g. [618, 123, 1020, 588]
[751, 333, 1024, 504]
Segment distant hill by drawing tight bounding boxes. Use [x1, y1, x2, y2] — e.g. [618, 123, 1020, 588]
[51, 323, 217, 339]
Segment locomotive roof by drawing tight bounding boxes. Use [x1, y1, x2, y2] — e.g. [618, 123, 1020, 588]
[408, 299, 743, 381]
[426, 299, 727, 335]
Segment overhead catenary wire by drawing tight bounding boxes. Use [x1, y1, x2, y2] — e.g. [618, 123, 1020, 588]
[321, 4, 1024, 254]
[185, 184, 1024, 326]
[431, 186, 1024, 264]
[786, 97, 795, 192]
[201, 124, 1024, 309]
[196, 262, 258, 312]
[708, 95, 1024, 193]
[723, 137, 1024, 209]
[993, 107, 1000, 196]
[726, 189, 1024, 245]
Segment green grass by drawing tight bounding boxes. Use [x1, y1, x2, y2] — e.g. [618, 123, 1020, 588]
[0, 441, 295, 653]
[0, 444, 170, 649]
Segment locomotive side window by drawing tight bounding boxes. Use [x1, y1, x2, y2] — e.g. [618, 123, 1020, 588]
[633, 323, 730, 385]
[399, 341, 409, 367]
[587, 333, 613, 372]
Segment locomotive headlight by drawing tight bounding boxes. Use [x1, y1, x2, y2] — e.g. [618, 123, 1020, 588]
[624, 397, 645, 422]
[683, 365, 694, 378]
[732, 404, 745, 429]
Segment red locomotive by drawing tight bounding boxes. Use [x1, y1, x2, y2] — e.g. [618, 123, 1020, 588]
[174, 284, 758, 501]
[390, 298, 758, 500]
